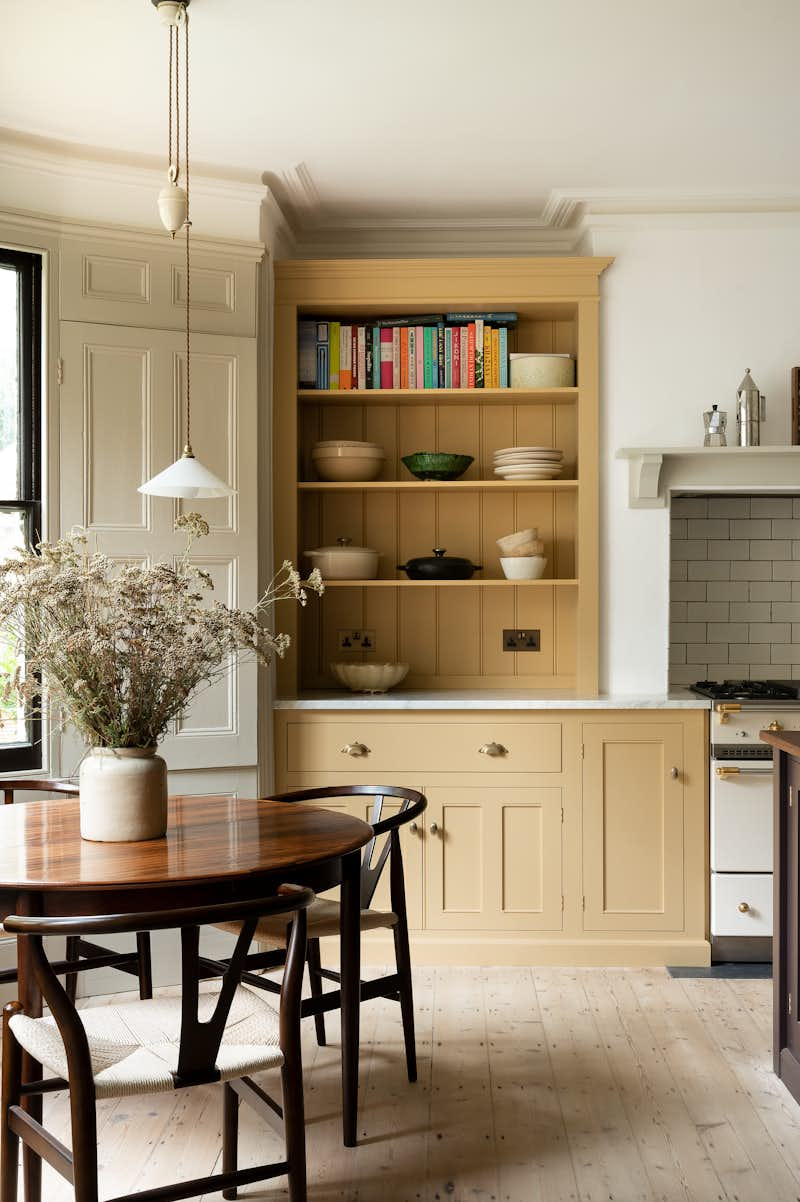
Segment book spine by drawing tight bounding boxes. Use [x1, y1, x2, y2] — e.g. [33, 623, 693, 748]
[339, 324, 352, 390]
[351, 328, 358, 390]
[423, 327, 433, 388]
[460, 327, 469, 388]
[314, 322, 326, 387]
[483, 324, 492, 391]
[491, 328, 500, 388]
[444, 327, 452, 389]
[392, 327, 400, 388]
[329, 321, 340, 389]
[408, 326, 417, 388]
[400, 326, 409, 388]
[445, 311, 519, 325]
[372, 327, 381, 388]
[498, 327, 508, 387]
[437, 322, 445, 388]
[474, 319, 485, 388]
[298, 319, 316, 388]
[451, 326, 460, 389]
[364, 324, 373, 388]
[416, 326, 425, 387]
[356, 326, 366, 390]
[379, 328, 393, 389]
[375, 314, 444, 327]
[467, 324, 476, 388]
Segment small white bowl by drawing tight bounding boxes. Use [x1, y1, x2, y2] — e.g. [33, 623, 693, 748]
[330, 662, 410, 694]
[500, 555, 547, 580]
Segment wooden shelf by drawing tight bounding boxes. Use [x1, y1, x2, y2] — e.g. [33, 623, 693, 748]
[297, 387, 578, 406]
[299, 479, 578, 492]
[318, 578, 579, 588]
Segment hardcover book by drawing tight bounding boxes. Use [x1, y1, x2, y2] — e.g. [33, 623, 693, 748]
[474, 319, 484, 388]
[329, 320, 340, 389]
[298, 320, 316, 388]
[483, 324, 492, 391]
[467, 324, 476, 388]
[372, 327, 381, 388]
[452, 325, 461, 388]
[460, 327, 469, 388]
[408, 326, 417, 388]
[400, 327, 409, 388]
[375, 314, 444, 327]
[315, 321, 329, 390]
[392, 327, 401, 388]
[499, 327, 508, 388]
[444, 327, 453, 389]
[416, 326, 425, 387]
[491, 328, 500, 388]
[379, 328, 393, 388]
[445, 311, 518, 326]
[356, 325, 366, 390]
[340, 324, 352, 390]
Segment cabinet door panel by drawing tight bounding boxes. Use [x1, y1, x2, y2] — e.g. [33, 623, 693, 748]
[582, 724, 684, 931]
[426, 787, 563, 931]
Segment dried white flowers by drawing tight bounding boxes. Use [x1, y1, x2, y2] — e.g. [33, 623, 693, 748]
[0, 516, 323, 749]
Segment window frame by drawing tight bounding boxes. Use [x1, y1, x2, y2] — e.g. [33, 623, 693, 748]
[0, 246, 43, 772]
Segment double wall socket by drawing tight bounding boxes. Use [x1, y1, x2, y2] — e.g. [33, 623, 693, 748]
[503, 628, 540, 652]
[337, 629, 376, 651]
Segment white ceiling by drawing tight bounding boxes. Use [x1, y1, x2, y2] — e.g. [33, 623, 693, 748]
[3, 0, 800, 225]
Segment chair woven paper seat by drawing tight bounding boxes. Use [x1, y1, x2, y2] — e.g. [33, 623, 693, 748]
[9, 982, 283, 1100]
[217, 896, 398, 949]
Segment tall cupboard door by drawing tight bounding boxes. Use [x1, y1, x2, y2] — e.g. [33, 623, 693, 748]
[582, 723, 685, 931]
[425, 787, 563, 931]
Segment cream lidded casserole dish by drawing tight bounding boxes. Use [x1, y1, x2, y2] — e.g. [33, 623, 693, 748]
[303, 536, 380, 580]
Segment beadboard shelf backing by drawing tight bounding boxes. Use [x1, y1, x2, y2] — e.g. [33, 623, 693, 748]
[273, 257, 609, 695]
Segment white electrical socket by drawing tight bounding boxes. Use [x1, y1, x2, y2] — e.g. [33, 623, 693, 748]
[337, 629, 376, 652]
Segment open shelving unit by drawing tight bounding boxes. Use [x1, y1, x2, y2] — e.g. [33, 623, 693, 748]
[273, 257, 611, 694]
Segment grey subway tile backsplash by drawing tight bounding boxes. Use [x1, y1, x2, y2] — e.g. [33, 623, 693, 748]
[669, 493, 800, 686]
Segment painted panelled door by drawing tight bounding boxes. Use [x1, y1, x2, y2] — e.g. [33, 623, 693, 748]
[58, 320, 258, 773]
[581, 723, 685, 931]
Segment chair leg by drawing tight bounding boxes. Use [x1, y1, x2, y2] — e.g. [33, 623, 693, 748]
[221, 1083, 239, 1201]
[281, 1057, 307, 1202]
[65, 936, 79, 1004]
[136, 932, 153, 1000]
[306, 938, 326, 1047]
[1, 1003, 22, 1202]
[69, 1069, 98, 1202]
[393, 916, 417, 1083]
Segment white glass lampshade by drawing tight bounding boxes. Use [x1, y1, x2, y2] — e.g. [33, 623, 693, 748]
[138, 449, 232, 498]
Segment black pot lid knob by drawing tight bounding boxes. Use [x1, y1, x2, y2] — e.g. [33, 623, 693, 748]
[433, 548, 446, 557]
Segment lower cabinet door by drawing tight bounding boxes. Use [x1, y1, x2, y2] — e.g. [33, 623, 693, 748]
[424, 787, 563, 931]
[582, 723, 685, 932]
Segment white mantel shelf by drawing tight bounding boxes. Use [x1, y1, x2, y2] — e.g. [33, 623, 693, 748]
[617, 445, 800, 508]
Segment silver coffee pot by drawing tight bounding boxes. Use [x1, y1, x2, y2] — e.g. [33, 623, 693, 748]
[703, 404, 727, 446]
[736, 368, 766, 446]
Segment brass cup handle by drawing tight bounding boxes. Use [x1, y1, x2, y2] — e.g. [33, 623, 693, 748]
[738, 902, 750, 913]
[478, 742, 508, 757]
[340, 742, 370, 758]
[429, 822, 439, 835]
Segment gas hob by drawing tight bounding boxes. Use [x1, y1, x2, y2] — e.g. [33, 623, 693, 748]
[691, 679, 800, 702]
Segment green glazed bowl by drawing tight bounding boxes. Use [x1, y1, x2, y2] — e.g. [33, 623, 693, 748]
[401, 452, 474, 481]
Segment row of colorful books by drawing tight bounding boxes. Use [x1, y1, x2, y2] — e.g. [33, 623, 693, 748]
[298, 312, 518, 390]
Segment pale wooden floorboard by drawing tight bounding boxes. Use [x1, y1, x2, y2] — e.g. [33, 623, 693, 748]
[8, 968, 800, 1202]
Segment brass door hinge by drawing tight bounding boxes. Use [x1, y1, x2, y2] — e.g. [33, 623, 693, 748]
[582, 895, 586, 911]
[790, 786, 794, 809]
[580, 743, 585, 760]
[789, 992, 793, 1017]
[561, 895, 564, 912]
[56, 357, 64, 385]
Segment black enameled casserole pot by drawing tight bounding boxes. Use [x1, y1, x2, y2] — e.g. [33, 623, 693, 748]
[396, 548, 483, 580]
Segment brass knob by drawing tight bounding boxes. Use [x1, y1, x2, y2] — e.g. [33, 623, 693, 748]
[738, 901, 750, 913]
[478, 742, 508, 757]
[429, 822, 439, 835]
[768, 720, 784, 732]
[670, 766, 679, 779]
[340, 742, 370, 758]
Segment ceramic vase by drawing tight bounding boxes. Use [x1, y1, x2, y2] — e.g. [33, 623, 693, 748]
[79, 747, 168, 842]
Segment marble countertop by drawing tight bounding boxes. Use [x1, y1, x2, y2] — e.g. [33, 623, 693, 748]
[273, 689, 710, 711]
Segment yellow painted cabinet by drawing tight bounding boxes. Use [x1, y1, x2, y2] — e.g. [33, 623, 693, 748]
[424, 787, 564, 932]
[581, 723, 685, 932]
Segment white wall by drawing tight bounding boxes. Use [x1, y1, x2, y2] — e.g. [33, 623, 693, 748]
[590, 217, 800, 694]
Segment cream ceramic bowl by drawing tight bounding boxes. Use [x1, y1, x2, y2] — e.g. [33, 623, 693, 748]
[331, 661, 409, 694]
[496, 528, 538, 555]
[509, 353, 575, 389]
[304, 538, 380, 580]
[311, 442, 385, 482]
[500, 555, 547, 580]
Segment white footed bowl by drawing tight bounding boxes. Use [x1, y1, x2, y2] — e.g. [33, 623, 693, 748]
[499, 556, 547, 580]
[331, 661, 410, 693]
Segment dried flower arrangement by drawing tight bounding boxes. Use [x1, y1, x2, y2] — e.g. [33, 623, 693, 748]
[0, 513, 323, 749]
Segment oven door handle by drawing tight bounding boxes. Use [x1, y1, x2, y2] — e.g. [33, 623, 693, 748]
[714, 765, 772, 777]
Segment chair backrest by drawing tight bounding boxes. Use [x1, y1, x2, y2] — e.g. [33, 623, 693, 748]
[270, 784, 427, 909]
[2, 776, 78, 805]
[4, 885, 314, 1090]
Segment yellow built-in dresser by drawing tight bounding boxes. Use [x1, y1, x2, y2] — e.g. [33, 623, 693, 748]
[272, 256, 710, 967]
[274, 705, 710, 967]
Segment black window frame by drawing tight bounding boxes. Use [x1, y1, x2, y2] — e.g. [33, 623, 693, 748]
[0, 246, 43, 772]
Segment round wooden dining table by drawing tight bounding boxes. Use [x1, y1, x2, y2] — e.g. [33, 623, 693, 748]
[0, 793, 373, 1201]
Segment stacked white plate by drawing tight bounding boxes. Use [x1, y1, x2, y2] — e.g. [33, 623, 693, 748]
[493, 446, 563, 481]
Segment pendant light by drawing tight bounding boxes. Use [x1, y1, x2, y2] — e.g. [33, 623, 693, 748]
[140, 0, 233, 500]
